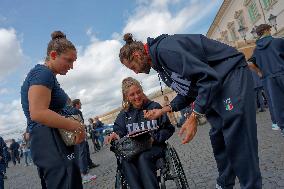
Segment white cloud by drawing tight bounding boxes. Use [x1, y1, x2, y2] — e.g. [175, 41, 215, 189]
[0, 28, 25, 80]
[123, 0, 219, 41]
[0, 0, 221, 139]
[0, 99, 26, 140]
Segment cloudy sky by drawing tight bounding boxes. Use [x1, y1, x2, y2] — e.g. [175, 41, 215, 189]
[0, 0, 222, 139]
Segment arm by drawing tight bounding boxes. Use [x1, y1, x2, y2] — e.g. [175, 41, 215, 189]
[113, 112, 128, 138]
[159, 48, 221, 114]
[105, 112, 127, 144]
[28, 85, 82, 132]
[152, 112, 175, 144]
[247, 56, 262, 77]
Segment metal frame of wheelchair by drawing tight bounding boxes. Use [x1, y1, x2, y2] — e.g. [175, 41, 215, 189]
[113, 142, 189, 189]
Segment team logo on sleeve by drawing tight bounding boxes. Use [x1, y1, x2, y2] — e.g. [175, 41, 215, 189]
[224, 98, 234, 111]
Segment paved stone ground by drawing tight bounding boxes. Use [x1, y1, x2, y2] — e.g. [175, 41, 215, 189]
[4, 111, 284, 189]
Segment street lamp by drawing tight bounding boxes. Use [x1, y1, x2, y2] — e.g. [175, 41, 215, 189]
[268, 14, 277, 31]
[238, 25, 247, 41]
[250, 26, 258, 38]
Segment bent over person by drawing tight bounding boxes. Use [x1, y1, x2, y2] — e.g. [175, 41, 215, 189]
[106, 77, 175, 189]
[118, 33, 262, 189]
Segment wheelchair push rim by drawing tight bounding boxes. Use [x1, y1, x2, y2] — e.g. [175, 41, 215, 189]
[166, 143, 189, 189]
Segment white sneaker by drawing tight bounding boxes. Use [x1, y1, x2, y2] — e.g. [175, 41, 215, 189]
[272, 124, 280, 130]
[82, 174, 97, 184]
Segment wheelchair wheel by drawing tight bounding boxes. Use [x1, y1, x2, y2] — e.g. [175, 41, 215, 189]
[160, 172, 166, 189]
[115, 169, 129, 189]
[166, 144, 189, 189]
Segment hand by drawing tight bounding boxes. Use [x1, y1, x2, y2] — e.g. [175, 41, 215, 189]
[144, 109, 163, 120]
[74, 125, 86, 144]
[178, 112, 198, 144]
[105, 132, 120, 145]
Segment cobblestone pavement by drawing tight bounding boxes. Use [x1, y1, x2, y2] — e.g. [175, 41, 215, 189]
[4, 111, 284, 189]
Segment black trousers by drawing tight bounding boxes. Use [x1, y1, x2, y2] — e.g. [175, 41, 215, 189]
[31, 126, 83, 189]
[207, 66, 262, 189]
[121, 145, 164, 189]
[0, 163, 4, 189]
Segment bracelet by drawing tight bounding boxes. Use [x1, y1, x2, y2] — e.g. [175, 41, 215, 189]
[191, 111, 207, 125]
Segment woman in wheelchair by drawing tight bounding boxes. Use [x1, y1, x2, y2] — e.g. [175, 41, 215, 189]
[106, 77, 175, 189]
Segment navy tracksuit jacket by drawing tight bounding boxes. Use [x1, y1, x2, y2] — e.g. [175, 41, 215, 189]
[251, 36, 284, 129]
[251, 71, 265, 111]
[147, 34, 262, 189]
[113, 100, 175, 189]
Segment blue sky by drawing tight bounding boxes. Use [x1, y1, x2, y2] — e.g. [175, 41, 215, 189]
[0, 0, 222, 139]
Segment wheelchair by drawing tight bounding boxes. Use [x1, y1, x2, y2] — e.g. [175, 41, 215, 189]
[111, 142, 189, 189]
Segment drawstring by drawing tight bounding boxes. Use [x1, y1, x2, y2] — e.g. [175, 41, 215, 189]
[158, 74, 164, 95]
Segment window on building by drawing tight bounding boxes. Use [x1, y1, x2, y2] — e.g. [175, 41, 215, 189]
[262, 0, 277, 9]
[244, 0, 260, 23]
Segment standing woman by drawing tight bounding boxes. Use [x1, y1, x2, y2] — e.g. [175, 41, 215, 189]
[119, 33, 262, 189]
[21, 31, 85, 189]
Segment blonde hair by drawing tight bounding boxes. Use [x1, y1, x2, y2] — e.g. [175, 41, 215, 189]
[121, 77, 145, 110]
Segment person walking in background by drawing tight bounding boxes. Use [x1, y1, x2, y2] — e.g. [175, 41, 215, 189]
[21, 31, 85, 189]
[251, 70, 266, 113]
[22, 132, 32, 166]
[9, 139, 20, 166]
[89, 118, 101, 152]
[250, 24, 284, 136]
[72, 99, 98, 184]
[94, 117, 105, 147]
[119, 33, 262, 189]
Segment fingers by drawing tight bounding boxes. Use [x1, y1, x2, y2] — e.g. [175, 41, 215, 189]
[182, 127, 197, 144]
[178, 126, 186, 137]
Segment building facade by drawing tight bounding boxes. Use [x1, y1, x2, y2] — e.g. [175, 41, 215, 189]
[207, 0, 284, 58]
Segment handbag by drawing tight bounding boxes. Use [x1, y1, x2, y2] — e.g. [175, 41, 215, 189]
[111, 133, 152, 161]
[58, 114, 85, 146]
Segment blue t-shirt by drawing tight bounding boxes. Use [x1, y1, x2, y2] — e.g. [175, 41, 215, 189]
[21, 64, 68, 131]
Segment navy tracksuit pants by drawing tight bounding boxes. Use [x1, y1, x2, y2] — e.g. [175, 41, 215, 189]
[121, 145, 164, 189]
[255, 87, 265, 111]
[31, 126, 83, 189]
[206, 65, 262, 189]
[262, 75, 284, 130]
[75, 141, 88, 174]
